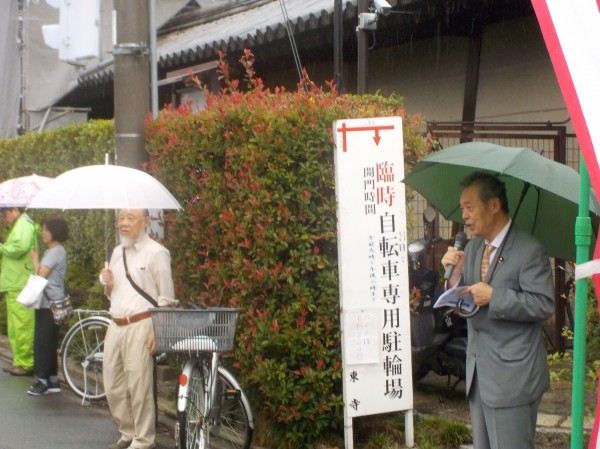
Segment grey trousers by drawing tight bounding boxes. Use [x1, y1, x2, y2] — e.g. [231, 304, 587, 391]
[469, 370, 541, 449]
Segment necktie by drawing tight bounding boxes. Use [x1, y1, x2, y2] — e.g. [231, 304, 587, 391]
[481, 244, 493, 281]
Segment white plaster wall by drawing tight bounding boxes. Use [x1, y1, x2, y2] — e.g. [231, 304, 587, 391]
[371, 35, 469, 122]
[476, 15, 569, 126]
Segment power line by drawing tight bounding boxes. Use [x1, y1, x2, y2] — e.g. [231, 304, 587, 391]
[278, 0, 303, 82]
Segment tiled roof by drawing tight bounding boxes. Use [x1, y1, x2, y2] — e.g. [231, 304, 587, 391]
[79, 0, 357, 86]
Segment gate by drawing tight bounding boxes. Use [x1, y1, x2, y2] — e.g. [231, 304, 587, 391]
[411, 120, 581, 353]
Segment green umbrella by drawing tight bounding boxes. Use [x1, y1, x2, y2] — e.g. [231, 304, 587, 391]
[402, 141, 600, 261]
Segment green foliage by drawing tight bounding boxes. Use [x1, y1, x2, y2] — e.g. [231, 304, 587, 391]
[355, 414, 405, 449]
[145, 50, 432, 447]
[549, 282, 600, 391]
[584, 282, 600, 382]
[548, 281, 600, 420]
[414, 416, 471, 447]
[363, 432, 400, 449]
[547, 351, 572, 382]
[354, 413, 470, 449]
[0, 120, 116, 315]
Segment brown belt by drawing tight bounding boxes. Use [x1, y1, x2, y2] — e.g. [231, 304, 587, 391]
[112, 311, 152, 326]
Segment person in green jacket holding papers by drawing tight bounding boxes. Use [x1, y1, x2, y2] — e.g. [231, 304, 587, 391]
[0, 207, 37, 376]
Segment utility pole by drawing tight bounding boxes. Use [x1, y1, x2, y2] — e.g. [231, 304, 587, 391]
[113, 0, 151, 169]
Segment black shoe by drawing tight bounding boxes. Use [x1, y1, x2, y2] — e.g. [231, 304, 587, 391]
[28, 380, 49, 396]
[47, 380, 61, 394]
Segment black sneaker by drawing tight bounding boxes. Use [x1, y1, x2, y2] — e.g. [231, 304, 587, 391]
[27, 380, 49, 396]
[47, 380, 61, 393]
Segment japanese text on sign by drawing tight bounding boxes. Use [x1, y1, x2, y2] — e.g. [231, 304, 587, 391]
[334, 116, 413, 419]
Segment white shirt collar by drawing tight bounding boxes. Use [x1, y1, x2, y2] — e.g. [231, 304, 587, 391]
[487, 219, 511, 250]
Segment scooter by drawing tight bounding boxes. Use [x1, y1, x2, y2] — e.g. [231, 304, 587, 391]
[408, 207, 468, 391]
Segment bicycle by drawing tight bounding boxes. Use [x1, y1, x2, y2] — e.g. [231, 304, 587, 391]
[150, 307, 255, 449]
[60, 309, 111, 403]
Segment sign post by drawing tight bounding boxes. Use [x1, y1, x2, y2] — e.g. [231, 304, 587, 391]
[334, 117, 414, 448]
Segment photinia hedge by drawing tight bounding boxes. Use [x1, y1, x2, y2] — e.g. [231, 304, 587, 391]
[146, 50, 433, 448]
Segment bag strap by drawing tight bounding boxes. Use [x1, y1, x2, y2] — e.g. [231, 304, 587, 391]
[122, 247, 159, 308]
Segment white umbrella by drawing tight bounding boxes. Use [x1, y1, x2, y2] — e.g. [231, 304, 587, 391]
[0, 174, 53, 207]
[28, 165, 182, 210]
[28, 164, 182, 266]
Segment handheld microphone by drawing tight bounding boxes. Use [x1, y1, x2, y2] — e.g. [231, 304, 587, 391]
[443, 231, 467, 280]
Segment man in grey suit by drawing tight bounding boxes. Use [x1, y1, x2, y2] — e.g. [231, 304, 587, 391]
[441, 172, 555, 449]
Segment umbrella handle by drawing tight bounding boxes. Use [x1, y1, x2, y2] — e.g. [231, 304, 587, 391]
[456, 298, 480, 318]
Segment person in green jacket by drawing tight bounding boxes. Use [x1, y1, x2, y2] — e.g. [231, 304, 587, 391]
[0, 207, 37, 376]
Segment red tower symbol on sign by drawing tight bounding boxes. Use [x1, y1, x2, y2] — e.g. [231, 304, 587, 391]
[336, 122, 396, 152]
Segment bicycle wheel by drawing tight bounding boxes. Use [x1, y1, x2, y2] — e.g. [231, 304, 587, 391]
[61, 317, 109, 401]
[213, 367, 253, 449]
[177, 362, 209, 449]
[177, 364, 252, 449]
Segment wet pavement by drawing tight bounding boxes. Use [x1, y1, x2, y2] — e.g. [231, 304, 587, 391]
[0, 335, 175, 449]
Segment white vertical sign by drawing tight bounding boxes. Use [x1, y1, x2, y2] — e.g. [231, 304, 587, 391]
[334, 117, 414, 448]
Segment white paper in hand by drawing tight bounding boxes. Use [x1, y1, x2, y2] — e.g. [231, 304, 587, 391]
[434, 286, 476, 313]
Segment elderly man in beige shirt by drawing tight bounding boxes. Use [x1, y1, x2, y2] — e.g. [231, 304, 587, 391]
[101, 209, 175, 449]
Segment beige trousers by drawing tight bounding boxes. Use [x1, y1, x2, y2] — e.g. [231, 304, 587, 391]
[103, 318, 155, 449]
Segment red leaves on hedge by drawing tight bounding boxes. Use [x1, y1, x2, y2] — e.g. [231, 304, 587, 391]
[221, 209, 235, 222]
